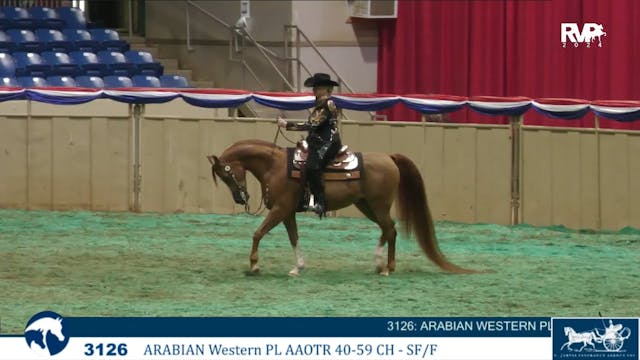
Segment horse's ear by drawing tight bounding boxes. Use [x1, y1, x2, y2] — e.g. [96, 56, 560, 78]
[206, 155, 218, 166]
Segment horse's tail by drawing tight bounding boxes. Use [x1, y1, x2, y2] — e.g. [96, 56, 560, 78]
[390, 153, 481, 274]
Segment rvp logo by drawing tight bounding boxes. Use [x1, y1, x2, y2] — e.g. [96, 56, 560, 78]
[561, 23, 606, 48]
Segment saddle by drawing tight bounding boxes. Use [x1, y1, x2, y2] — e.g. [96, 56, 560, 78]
[286, 140, 362, 181]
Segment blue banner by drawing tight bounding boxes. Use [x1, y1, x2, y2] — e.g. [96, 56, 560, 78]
[23, 317, 552, 338]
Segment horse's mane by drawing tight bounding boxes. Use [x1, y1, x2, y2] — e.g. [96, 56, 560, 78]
[221, 139, 282, 160]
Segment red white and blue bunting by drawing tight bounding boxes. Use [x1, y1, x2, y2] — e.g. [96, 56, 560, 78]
[1, 87, 640, 122]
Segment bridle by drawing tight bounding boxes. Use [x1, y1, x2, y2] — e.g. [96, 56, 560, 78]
[219, 163, 267, 216]
[211, 126, 296, 216]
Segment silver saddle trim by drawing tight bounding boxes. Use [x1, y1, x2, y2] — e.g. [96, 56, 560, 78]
[293, 148, 359, 171]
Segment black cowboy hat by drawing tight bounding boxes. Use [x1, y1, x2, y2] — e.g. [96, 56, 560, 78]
[303, 73, 340, 87]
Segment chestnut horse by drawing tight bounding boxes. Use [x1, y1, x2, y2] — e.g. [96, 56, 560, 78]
[207, 139, 475, 276]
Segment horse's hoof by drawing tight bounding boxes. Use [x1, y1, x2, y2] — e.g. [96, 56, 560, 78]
[245, 266, 261, 276]
[289, 265, 305, 276]
[379, 269, 390, 276]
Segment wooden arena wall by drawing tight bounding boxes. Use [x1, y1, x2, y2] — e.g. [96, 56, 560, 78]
[1, 100, 639, 231]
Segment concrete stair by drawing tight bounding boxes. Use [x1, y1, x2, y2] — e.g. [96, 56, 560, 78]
[120, 34, 214, 88]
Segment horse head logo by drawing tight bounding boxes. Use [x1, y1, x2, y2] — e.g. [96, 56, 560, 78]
[24, 311, 70, 356]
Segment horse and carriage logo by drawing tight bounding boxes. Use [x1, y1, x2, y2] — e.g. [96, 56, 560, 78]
[24, 311, 70, 356]
[553, 318, 638, 359]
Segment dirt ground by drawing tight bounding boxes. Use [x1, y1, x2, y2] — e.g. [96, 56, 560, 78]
[1, 209, 638, 334]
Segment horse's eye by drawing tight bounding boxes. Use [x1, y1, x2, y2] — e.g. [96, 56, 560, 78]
[224, 165, 231, 172]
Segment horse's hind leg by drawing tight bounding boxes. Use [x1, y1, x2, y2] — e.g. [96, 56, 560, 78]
[355, 200, 396, 275]
[283, 213, 304, 276]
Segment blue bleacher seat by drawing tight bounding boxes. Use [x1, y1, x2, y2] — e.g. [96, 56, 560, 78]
[69, 51, 105, 76]
[90, 28, 129, 52]
[29, 7, 65, 30]
[103, 75, 132, 88]
[46, 75, 77, 87]
[63, 29, 99, 52]
[36, 28, 73, 52]
[0, 76, 19, 86]
[12, 52, 50, 77]
[7, 29, 42, 52]
[56, 7, 86, 29]
[0, 52, 16, 78]
[159, 75, 190, 88]
[75, 75, 104, 88]
[96, 50, 135, 76]
[0, 11, 9, 30]
[131, 75, 161, 88]
[124, 50, 163, 76]
[0, 30, 15, 52]
[2, 7, 37, 29]
[17, 76, 48, 87]
[41, 51, 79, 76]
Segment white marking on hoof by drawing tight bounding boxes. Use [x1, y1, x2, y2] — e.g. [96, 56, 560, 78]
[289, 246, 305, 277]
[379, 269, 390, 276]
[250, 265, 260, 273]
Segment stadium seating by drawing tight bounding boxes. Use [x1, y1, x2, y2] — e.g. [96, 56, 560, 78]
[0, 53, 15, 76]
[97, 50, 136, 76]
[124, 50, 163, 76]
[90, 28, 129, 52]
[131, 75, 161, 88]
[75, 75, 104, 88]
[56, 7, 86, 29]
[0, 6, 192, 88]
[2, 7, 37, 29]
[103, 75, 132, 88]
[0, 76, 19, 86]
[41, 51, 78, 76]
[13, 52, 50, 77]
[63, 29, 99, 52]
[69, 51, 104, 76]
[36, 28, 73, 52]
[17, 76, 48, 87]
[46, 75, 76, 87]
[29, 7, 65, 30]
[7, 29, 42, 52]
[0, 30, 16, 52]
[159, 75, 190, 88]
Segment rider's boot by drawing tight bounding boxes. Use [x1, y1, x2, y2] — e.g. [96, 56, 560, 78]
[307, 172, 326, 218]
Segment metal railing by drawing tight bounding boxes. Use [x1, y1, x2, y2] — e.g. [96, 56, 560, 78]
[184, 1, 377, 120]
[284, 25, 356, 94]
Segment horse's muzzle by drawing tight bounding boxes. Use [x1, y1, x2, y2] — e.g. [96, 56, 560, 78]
[233, 190, 249, 205]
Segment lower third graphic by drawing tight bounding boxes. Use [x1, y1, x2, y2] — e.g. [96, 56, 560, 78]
[553, 318, 638, 359]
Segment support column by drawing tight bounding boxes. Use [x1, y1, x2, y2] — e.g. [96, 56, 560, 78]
[510, 115, 523, 225]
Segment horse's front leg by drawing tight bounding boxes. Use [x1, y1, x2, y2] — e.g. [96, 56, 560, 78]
[283, 213, 304, 276]
[249, 208, 285, 274]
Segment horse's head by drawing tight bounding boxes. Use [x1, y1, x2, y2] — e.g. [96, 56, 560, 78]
[564, 327, 571, 336]
[207, 154, 249, 205]
[49, 318, 65, 342]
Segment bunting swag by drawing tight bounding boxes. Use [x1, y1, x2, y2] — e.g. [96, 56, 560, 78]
[180, 89, 253, 108]
[331, 94, 400, 111]
[1, 87, 640, 123]
[27, 88, 103, 105]
[400, 95, 467, 114]
[531, 99, 591, 120]
[252, 92, 315, 110]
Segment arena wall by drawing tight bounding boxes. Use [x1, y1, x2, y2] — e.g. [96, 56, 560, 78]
[2, 100, 639, 231]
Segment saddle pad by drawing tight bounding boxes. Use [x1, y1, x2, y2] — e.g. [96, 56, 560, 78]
[286, 147, 363, 181]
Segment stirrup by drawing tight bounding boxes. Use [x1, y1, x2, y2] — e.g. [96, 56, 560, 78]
[306, 195, 325, 218]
